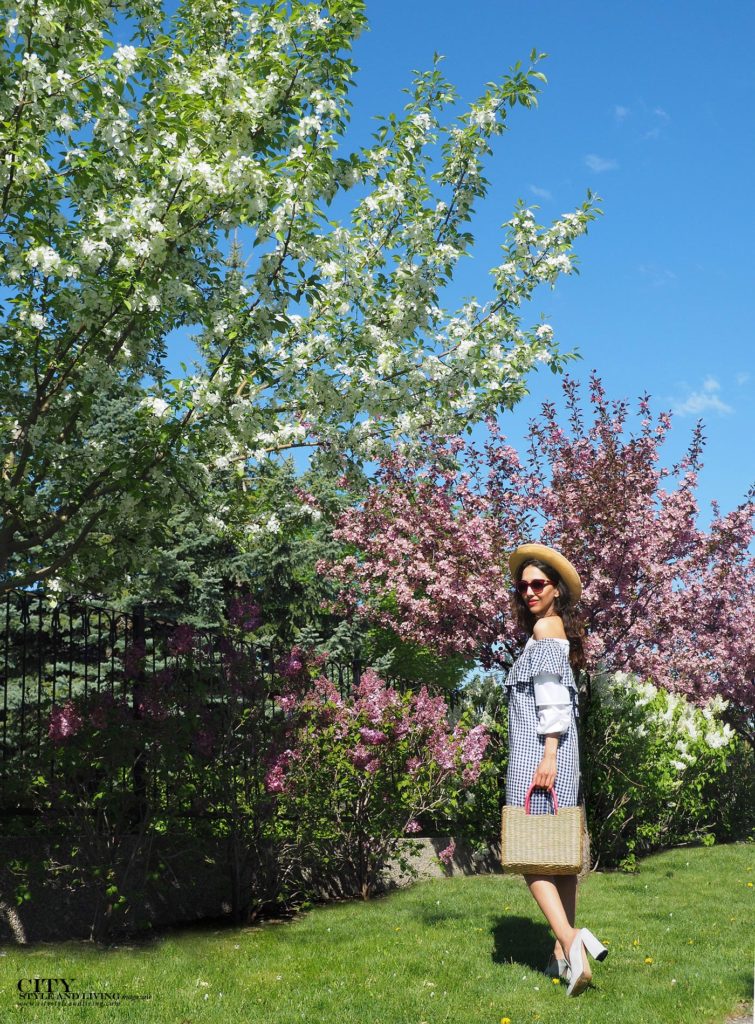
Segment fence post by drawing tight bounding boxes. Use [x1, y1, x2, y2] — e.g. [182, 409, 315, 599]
[130, 604, 148, 825]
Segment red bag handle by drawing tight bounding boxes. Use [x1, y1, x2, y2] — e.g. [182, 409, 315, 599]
[524, 783, 559, 814]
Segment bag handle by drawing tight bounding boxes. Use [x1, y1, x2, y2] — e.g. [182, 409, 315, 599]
[524, 783, 559, 814]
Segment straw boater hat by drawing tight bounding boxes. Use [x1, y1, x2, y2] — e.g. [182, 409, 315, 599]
[508, 543, 583, 603]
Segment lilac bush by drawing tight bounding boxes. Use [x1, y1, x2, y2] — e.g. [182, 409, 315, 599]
[264, 667, 489, 898]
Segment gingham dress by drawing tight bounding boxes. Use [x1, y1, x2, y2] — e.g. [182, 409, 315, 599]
[505, 637, 581, 814]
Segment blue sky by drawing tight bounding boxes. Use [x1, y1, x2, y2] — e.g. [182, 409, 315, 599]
[339, 0, 754, 523]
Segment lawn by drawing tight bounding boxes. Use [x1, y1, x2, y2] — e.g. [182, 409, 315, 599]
[0, 842, 751, 1024]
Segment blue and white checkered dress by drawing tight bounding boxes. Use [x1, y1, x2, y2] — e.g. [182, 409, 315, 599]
[505, 637, 581, 814]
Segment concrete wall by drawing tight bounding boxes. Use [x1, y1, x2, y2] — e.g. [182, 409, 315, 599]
[0, 835, 507, 944]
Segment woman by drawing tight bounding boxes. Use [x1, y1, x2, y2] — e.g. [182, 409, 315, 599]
[505, 542, 607, 997]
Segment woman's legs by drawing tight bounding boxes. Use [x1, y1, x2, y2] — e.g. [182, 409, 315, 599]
[552, 875, 577, 959]
[524, 874, 579, 958]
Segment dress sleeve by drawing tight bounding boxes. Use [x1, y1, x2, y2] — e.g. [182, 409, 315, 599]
[505, 638, 579, 718]
[533, 674, 572, 736]
[528, 640, 576, 735]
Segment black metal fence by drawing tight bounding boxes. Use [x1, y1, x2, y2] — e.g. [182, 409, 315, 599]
[0, 591, 367, 828]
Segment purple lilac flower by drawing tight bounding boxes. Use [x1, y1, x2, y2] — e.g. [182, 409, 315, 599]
[353, 668, 401, 724]
[359, 726, 388, 746]
[264, 749, 296, 793]
[277, 646, 305, 679]
[228, 596, 262, 632]
[427, 731, 457, 770]
[438, 839, 456, 866]
[137, 696, 169, 722]
[411, 686, 448, 730]
[277, 693, 298, 715]
[461, 724, 490, 764]
[348, 743, 375, 769]
[48, 701, 83, 742]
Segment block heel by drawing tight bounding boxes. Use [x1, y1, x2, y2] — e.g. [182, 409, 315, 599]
[565, 928, 608, 997]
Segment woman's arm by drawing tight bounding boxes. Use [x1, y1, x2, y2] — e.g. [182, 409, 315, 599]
[532, 734, 559, 790]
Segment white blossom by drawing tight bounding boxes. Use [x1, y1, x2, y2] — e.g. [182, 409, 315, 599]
[26, 245, 62, 275]
[113, 45, 138, 73]
[139, 396, 171, 419]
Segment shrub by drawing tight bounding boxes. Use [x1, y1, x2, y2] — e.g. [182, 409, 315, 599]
[582, 671, 741, 869]
[263, 668, 490, 899]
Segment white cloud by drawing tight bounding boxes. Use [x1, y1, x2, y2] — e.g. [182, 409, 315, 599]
[584, 153, 618, 173]
[614, 105, 630, 121]
[529, 184, 552, 201]
[672, 377, 733, 417]
[638, 263, 677, 287]
[643, 106, 671, 140]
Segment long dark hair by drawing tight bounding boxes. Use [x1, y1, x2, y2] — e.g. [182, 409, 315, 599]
[512, 557, 586, 672]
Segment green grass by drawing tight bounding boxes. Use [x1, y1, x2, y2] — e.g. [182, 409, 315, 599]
[0, 842, 752, 1024]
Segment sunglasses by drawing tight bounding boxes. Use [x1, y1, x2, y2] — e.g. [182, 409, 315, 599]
[516, 579, 554, 596]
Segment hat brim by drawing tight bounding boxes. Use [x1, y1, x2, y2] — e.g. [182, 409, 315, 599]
[509, 543, 582, 602]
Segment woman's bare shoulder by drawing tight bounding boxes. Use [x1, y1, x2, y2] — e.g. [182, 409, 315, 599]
[532, 616, 567, 640]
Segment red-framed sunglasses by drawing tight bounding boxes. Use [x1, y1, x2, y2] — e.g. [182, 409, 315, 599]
[515, 578, 554, 596]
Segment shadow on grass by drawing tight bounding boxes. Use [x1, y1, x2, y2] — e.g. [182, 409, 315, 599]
[491, 914, 553, 971]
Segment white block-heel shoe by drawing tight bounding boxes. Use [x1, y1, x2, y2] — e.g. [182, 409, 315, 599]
[544, 954, 570, 981]
[565, 928, 608, 997]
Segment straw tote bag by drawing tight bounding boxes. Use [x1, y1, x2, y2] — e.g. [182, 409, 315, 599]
[500, 784, 584, 875]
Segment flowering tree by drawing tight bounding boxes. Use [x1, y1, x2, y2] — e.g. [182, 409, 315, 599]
[264, 667, 489, 898]
[0, 0, 597, 595]
[321, 375, 755, 731]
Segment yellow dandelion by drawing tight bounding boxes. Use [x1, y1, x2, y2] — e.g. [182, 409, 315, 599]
[501, 1018, 512, 1024]
[644, 957, 653, 964]
[688, 939, 694, 944]
[747, 882, 753, 888]
[632, 938, 640, 946]
[552, 977, 561, 985]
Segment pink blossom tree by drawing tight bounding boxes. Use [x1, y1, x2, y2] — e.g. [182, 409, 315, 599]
[320, 375, 755, 736]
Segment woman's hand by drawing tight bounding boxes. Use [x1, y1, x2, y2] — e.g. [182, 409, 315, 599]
[531, 737, 558, 789]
